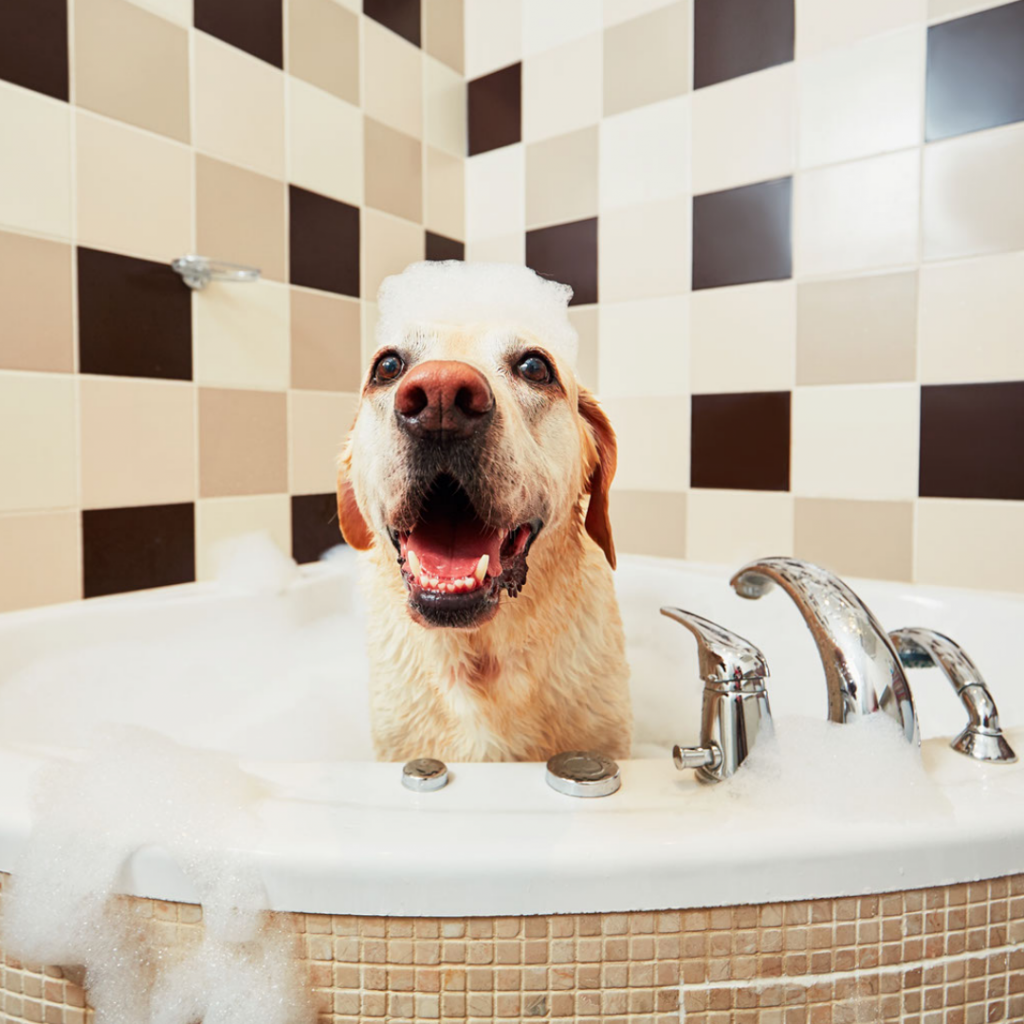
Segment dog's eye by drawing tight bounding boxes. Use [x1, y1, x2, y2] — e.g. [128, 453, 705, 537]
[373, 352, 405, 383]
[514, 353, 553, 385]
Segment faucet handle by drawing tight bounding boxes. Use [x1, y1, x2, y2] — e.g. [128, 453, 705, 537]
[659, 607, 768, 691]
[890, 627, 1017, 764]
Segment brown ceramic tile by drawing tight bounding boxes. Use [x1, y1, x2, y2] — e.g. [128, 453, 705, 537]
[610, 490, 687, 559]
[468, 62, 522, 156]
[82, 503, 195, 598]
[290, 185, 360, 297]
[292, 492, 343, 563]
[0, 0, 68, 100]
[0, 231, 73, 373]
[199, 388, 288, 497]
[525, 217, 598, 306]
[291, 289, 363, 391]
[194, 0, 283, 67]
[693, 178, 792, 290]
[288, 0, 360, 105]
[364, 0, 421, 47]
[694, 0, 794, 90]
[77, 247, 192, 380]
[425, 0, 463, 73]
[425, 231, 465, 261]
[691, 391, 791, 491]
[920, 381, 1024, 499]
[364, 117, 423, 222]
[926, 0, 1024, 141]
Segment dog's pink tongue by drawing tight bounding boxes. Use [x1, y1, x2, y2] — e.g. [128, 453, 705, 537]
[407, 518, 503, 579]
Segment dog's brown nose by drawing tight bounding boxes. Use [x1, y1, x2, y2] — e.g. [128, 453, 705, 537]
[395, 360, 495, 440]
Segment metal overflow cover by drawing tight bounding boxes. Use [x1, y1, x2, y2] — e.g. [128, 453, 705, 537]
[545, 751, 621, 798]
[402, 758, 449, 792]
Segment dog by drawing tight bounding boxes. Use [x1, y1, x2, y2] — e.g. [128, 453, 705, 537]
[336, 262, 632, 762]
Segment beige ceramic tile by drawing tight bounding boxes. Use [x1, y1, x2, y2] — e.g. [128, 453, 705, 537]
[194, 279, 290, 389]
[426, 56, 466, 157]
[599, 197, 690, 302]
[601, 396, 689, 491]
[918, 252, 1024, 383]
[466, 144, 524, 240]
[425, 0, 464, 72]
[75, 0, 190, 141]
[287, 78, 363, 206]
[0, 232, 73, 374]
[603, 0, 677, 25]
[796, 149, 920, 276]
[0, 511, 81, 612]
[464, 0, 522, 78]
[598, 296, 688, 397]
[363, 19, 423, 140]
[288, 0, 359, 105]
[799, 27, 925, 169]
[526, 126, 598, 229]
[199, 388, 288, 497]
[196, 155, 287, 283]
[194, 30, 285, 179]
[797, 272, 917, 385]
[691, 64, 796, 194]
[289, 390, 359, 494]
[124, 0, 192, 25]
[291, 289, 363, 392]
[466, 234, 525, 264]
[522, 32, 602, 144]
[0, 373, 77, 512]
[690, 281, 796, 393]
[80, 376, 196, 509]
[922, 121, 1024, 262]
[361, 210, 426, 304]
[796, 0, 926, 57]
[361, 300, 379, 367]
[795, 498, 914, 582]
[603, 2, 689, 117]
[195, 495, 291, 581]
[687, 490, 795, 565]
[792, 384, 919, 500]
[75, 112, 192, 262]
[609, 489, 687, 559]
[0, 83, 71, 238]
[916, 499, 1024, 593]
[364, 118, 423, 223]
[523, 0, 602, 56]
[568, 306, 599, 392]
[425, 146, 464, 241]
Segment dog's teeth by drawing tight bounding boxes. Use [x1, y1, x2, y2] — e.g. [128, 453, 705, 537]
[406, 549, 421, 577]
[420, 573, 430, 588]
[474, 554, 489, 584]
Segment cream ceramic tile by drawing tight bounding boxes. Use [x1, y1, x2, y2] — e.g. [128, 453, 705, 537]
[425, 146, 464, 241]
[691, 64, 796, 194]
[0, 373, 77, 512]
[522, 0, 602, 56]
[601, 396, 689, 491]
[363, 19, 423, 140]
[791, 384, 920, 500]
[79, 376, 196, 509]
[796, 0, 926, 56]
[796, 149, 920, 276]
[599, 97, 690, 211]
[361, 209, 426, 303]
[919, 252, 1024, 383]
[195, 495, 291, 581]
[466, 144, 525, 240]
[927, 0, 1016, 21]
[526, 126, 598, 229]
[610, 490, 687, 559]
[0, 83, 71, 238]
[0, 511, 81, 612]
[194, 30, 285, 179]
[916, 499, 1024, 592]
[922, 121, 1024, 262]
[289, 390, 359, 494]
[686, 490, 795, 565]
[425, 0, 464, 73]
[799, 28, 925, 169]
[598, 296, 688, 397]
[291, 289, 363, 392]
[365, 118, 423, 223]
[361, 300, 379, 367]
[425, 56, 466, 157]
[193, 278, 290, 389]
[287, 78, 362, 206]
[598, 197, 690, 302]
[603, 0, 678, 27]
[568, 306, 599, 392]
[464, 0, 523, 78]
[124, 0, 191, 26]
[522, 32, 602, 144]
[466, 234, 525, 264]
[75, 112, 192, 263]
[288, 0, 360, 105]
[690, 281, 796, 393]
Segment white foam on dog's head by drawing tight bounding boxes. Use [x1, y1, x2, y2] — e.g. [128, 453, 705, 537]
[376, 261, 579, 370]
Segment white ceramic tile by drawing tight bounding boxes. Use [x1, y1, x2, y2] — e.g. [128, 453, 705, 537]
[599, 96, 690, 211]
[927, 0, 1015, 22]
[600, 396, 689, 491]
[466, 233, 526, 264]
[791, 384, 920, 500]
[464, 0, 523, 78]
[522, 32, 602, 143]
[522, 0, 602, 56]
[361, 299, 378, 367]
[690, 281, 796, 393]
[195, 495, 291, 582]
[465, 144, 525, 240]
[796, 0, 926, 56]
[598, 296, 689, 397]
[363, 18, 423, 139]
[361, 209, 425, 302]
[687, 489, 795, 565]
[691, 64, 796, 194]
[603, 0, 678, 27]
[425, 56, 466, 157]
[289, 390, 360, 494]
[799, 27, 926, 169]
[795, 149, 920, 276]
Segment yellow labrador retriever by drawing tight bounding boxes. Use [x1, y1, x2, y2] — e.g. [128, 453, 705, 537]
[337, 262, 632, 762]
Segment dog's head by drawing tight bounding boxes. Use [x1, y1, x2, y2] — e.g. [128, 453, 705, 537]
[337, 262, 617, 630]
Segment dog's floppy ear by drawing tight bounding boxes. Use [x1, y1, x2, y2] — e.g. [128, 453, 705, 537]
[337, 443, 374, 551]
[578, 387, 617, 570]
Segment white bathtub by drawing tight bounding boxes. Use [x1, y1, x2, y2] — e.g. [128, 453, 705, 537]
[0, 551, 1022, 919]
